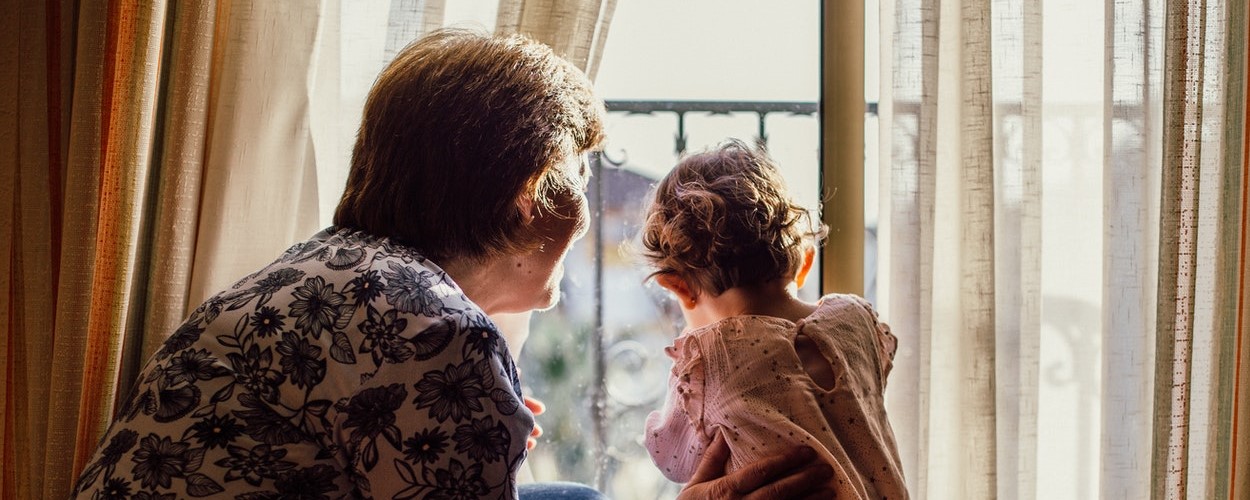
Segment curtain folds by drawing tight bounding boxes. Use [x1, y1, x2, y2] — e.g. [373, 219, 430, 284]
[134, 0, 217, 366]
[184, 0, 326, 309]
[496, 0, 616, 81]
[1103, 1, 1163, 498]
[1, 1, 344, 497]
[1234, 10, 1250, 489]
[882, 0, 1248, 499]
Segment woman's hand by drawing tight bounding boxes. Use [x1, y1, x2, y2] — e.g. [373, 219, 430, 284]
[524, 396, 545, 450]
[677, 433, 835, 500]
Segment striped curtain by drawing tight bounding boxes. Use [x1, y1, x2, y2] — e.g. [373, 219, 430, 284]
[2, 2, 176, 497]
[0, 1, 366, 498]
[877, 0, 1249, 498]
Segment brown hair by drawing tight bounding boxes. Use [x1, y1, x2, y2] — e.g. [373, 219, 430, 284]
[640, 140, 826, 296]
[333, 29, 605, 263]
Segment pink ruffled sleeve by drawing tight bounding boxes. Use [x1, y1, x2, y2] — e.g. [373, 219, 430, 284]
[644, 335, 710, 483]
[849, 295, 898, 384]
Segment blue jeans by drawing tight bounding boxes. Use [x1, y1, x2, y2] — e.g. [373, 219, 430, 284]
[518, 482, 608, 500]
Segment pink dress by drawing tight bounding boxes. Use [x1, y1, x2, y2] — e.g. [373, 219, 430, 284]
[644, 294, 908, 499]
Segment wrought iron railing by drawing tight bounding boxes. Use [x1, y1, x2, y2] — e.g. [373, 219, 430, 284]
[604, 100, 820, 154]
[583, 100, 828, 493]
[525, 100, 887, 498]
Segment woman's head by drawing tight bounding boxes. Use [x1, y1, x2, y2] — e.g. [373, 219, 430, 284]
[333, 29, 605, 264]
[641, 140, 826, 297]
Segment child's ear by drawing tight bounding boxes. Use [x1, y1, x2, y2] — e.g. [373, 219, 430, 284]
[655, 273, 698, 310]
[794, 246, 816, 289]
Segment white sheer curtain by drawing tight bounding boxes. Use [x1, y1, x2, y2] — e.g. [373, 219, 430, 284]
[185, 1, 326, 314]
[876, 0, 1248, 499]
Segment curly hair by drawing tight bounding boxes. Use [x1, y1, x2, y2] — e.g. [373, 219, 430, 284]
[333, 29, 605, 263]
[640, 140, 827, 296]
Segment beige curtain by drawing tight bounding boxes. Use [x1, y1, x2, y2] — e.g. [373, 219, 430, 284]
[2, 1, 350, 497]
[2, 1, 175, 497]
[183, 1, 327, 312]
[878, 0, 1248, 498]
[495, 0, 617, 81]
[880, 0, 1250, 497]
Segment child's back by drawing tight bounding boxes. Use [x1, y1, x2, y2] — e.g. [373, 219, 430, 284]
[644, 294, 906, 499]
[638, 140, 908, 499]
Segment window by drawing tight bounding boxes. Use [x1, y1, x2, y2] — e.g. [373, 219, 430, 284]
[521, 2, 821, 499]
[317, 2, 822, 499]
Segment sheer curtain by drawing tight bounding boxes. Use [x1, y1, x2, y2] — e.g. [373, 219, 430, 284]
[876, 0, 1248, 499]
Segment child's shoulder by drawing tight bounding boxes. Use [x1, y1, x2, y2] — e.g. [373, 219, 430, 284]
[813, 293, 882, 319]
[687, 314, 798, 339]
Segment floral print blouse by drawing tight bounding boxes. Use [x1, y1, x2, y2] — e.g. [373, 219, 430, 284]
[72, 227, 534, 499]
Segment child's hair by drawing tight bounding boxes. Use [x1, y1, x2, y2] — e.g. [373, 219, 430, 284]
[640, 140, 827, 296]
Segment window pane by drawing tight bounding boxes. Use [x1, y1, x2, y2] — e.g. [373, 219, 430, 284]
[521, 2, 820, 499]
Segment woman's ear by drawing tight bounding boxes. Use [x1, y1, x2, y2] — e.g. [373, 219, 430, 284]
[655, 273, 698, 310]
[794, 246, 816, 289]
[516, 193, 536, 223]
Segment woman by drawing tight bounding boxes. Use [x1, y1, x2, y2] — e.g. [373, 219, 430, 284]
[72, 29, 833, 499]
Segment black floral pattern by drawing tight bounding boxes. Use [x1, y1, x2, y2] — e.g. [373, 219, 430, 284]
[276, 331, 326, 388]
[152, 375, 201, 423]
[289, 276, 347, 338]
[269, 464, 340, 499]
[216, 444, 297, 487]
[249, 307, 287, 338]
[97, 477, 133, 499]
[73, 228, 532, 499]
[226, 345, 286, 404]
[403, 428, 449, 464]
[358, 304, 414, 367]
[101, 429, 140, 467]
[413, 360, 487, 423]
[159, 323, 205, 358]
[453, 416, 511, 463]
[253, 268, 306, 299]
[131, 493, 177, 500]
[382, 262, 445, 316]
[187, 414, 244, 449]
[462, 324, 503, 359]
[130, 434, 190, 489]
[343, 383, 408, 471]
[428, 459, 490, 500]
[343, 384, 408, 442]
[234, 393, 306, 446]
[347, 270, 384, 305]
[165, 349, 229, 385]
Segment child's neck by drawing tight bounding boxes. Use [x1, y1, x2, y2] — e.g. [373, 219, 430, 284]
[685, 280, 818, 330]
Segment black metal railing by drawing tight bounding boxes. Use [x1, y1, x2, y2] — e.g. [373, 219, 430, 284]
[584, 100, 834, 490]
[603, 100, 823, 155]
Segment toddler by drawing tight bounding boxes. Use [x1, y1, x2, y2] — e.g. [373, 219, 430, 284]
[640, 140, 908, 499]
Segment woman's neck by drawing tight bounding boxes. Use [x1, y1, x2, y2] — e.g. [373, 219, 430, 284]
[684, 281, 818, 330]
[440, 255, 513, 315]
